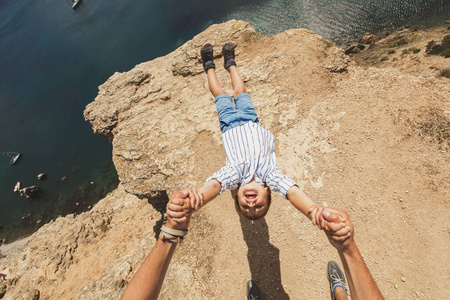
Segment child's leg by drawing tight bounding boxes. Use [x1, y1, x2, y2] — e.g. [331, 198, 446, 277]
[231, 70, 258, 123]
[222, 43, 246, 98]
[201, 44, 227, 98]
[207, 68, 227, 98]
[228, 66, 246, 98]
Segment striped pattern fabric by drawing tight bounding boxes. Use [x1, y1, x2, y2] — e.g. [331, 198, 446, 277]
[206, 121, 296, 199]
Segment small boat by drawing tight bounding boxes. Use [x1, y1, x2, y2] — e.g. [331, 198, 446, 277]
[10, 153, 20, 165]
[1, 151, 21, 164]
[72, 0, 81, 10]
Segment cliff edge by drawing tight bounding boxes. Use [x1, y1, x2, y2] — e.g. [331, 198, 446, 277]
[1, 20, 449, 299]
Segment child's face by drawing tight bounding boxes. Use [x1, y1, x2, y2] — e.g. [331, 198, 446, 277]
[234, 180, 271, 220]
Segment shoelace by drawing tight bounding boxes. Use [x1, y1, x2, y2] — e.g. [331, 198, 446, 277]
[331, 274, 348, 292]
[248, 295, 259, 300]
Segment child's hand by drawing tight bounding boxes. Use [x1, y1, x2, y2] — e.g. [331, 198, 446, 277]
[186, 188, 204, 211]
[308, 204, 327, 229]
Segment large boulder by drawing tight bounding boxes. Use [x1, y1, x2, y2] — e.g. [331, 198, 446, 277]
[84, 20, 349, 198]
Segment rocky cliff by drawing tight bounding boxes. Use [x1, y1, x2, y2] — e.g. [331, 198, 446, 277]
[1, 20, 449, 299]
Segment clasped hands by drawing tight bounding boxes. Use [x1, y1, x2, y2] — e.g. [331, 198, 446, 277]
[165, 189, 204, 231]
[308, 204, 355, 251]
[166, 189, 354, 251]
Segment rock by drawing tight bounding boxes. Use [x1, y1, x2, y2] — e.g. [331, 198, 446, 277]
[0, 20, 447, 300]
[61, 176, 68, 182]
[13, 182, 20, 193]
[0, 282, 6, 298]
[425, 35, 450, 57]
[102, 160, 111, 173]
[83, 181, 97, 191]
[160, 91, 171, 101]
[84, 20, 352, 197]
[351, 47, 361, 54]
[18, 186, 39, 199]
[71, 166, 81, 174]
[359, 33, 376, 44]
[19, 289, 40, 300]
[37, 173, 47, 181]
[344, 44, 364, 55]
[21, 213, 31, 220]
[344, 45, 356, 55]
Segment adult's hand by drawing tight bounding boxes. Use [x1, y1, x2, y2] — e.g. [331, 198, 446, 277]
[321, 207, 354, 252]
[121, 190, 193, 300]
[166, 190, 194, 231]
[321, 208, 384, 299]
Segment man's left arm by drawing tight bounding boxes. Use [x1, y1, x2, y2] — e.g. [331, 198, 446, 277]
[120, 190, 192, 300]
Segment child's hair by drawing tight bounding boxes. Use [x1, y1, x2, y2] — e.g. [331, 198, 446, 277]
[232, 192, 271, 220]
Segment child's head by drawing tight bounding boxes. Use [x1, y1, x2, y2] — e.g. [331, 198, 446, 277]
[232, 180, 271, 220]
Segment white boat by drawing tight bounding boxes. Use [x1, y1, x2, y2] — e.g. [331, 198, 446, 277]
[1, 151, 21, 165]
[72, 0, 81, 9]
[10, 153, 20, 165]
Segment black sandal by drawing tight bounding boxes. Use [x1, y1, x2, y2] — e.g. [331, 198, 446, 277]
[200, 44, 215, 72]
[222, 42, 236, 70]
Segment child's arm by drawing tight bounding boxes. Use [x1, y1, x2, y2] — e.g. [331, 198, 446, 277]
[186, 179, 222, 211]
[287, 186, 327, 227]
[193, 165, 238, 210]
[286, 185, 315, 216]
[286, 185, 322, 219]
[198, 179, 221, 205]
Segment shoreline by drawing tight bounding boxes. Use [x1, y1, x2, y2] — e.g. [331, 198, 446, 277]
[0, 236, 28, 255]
[335, 19, 450, 47]
[0, 173, 119, 246]
[345, 21, 450, 78]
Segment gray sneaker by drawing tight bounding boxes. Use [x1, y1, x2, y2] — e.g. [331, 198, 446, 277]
[327, 261, 348, 300]
[246, 280, 261, 300]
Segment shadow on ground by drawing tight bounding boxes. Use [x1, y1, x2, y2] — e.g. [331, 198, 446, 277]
[239, 214, 289, 300]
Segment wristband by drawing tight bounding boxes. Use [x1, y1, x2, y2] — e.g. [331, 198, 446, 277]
[159, 225, 188, 244]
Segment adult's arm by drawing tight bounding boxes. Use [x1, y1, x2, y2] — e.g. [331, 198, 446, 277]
[321, 208, 384, 300]
[120, 190, 192, 300]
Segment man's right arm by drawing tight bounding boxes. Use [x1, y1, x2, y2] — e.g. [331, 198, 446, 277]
[321, 207, 384, 300]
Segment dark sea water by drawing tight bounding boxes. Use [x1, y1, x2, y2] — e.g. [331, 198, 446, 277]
[0, 0, 449, 243]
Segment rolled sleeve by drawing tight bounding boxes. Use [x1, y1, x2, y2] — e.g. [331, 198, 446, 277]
[205, 165, 240, 195]
[267, 169, 297, 199]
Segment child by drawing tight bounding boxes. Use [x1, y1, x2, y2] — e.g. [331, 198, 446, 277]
[186, 42, 324, 222]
